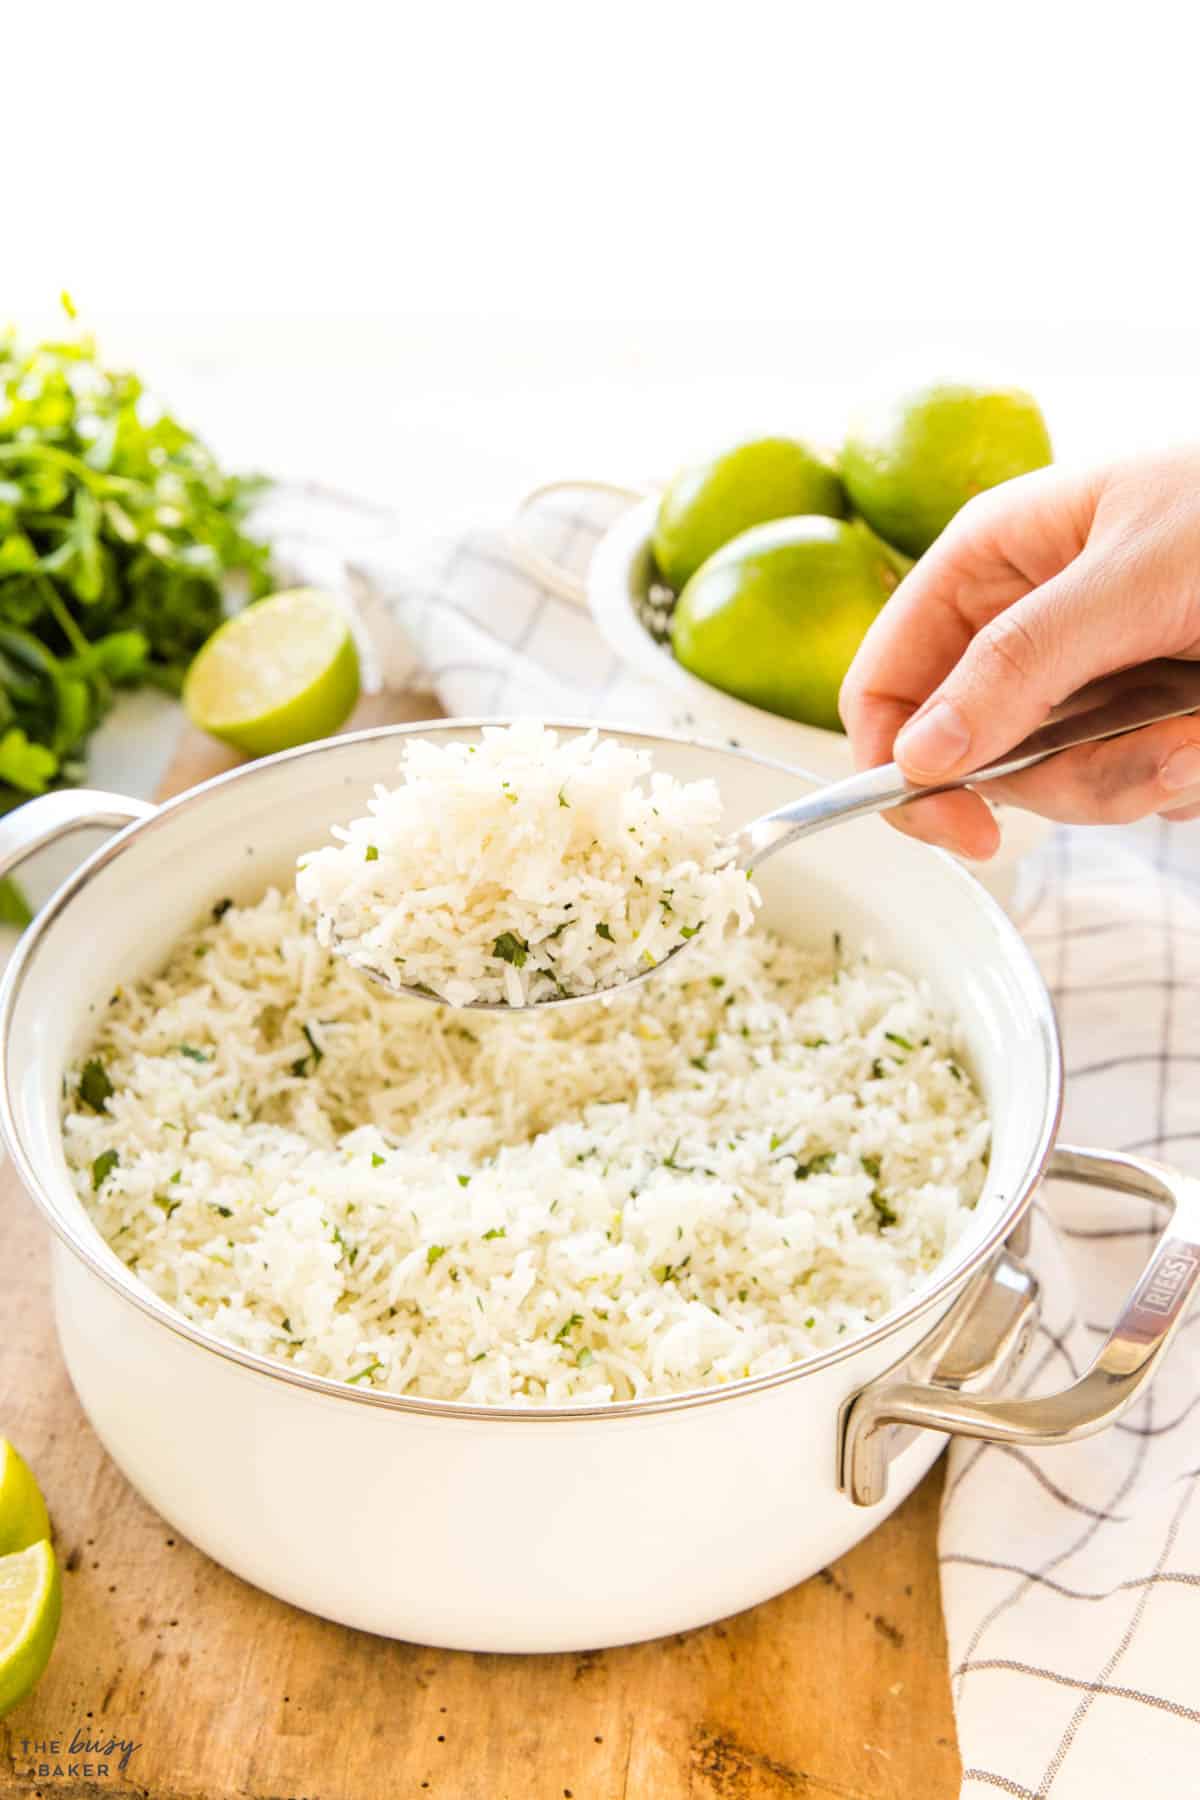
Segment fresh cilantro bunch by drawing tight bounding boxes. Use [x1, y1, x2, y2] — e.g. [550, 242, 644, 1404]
[0, 298, 272, 823]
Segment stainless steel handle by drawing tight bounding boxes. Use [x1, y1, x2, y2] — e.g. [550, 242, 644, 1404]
[840, 1144, 1200, 1507]
[0, 789, 155, 886]
[739, 657, 1200, 867]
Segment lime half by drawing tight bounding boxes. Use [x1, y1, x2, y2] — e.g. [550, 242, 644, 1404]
[0, 1541, 61, 1717]
[184, 589, 360, 757]
[0, 1441, 51, 1558]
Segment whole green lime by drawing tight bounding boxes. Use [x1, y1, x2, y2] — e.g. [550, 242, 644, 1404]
[653, 436, 846, 592]
[671, 516, 904, 731]
[841, 380, 1052, 558]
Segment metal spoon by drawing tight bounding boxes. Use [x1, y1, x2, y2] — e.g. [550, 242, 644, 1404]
[338, 657, 1200, 1011]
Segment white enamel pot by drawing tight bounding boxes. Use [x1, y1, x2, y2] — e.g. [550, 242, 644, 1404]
[2, 724, 1198, 1654]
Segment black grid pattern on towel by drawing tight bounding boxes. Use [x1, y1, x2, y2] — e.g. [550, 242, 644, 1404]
[946, 819, 1200, 1799]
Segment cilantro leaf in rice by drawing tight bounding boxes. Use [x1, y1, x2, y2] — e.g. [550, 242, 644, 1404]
[294, 721, 760, 1005]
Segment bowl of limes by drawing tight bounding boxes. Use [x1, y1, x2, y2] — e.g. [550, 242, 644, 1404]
[586, 375, 1056, 895]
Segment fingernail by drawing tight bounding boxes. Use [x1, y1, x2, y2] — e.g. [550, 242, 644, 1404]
[895, 700, 971, 779]
[1160, 743, 1200, 792]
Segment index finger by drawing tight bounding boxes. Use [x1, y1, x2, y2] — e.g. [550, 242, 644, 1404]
[840, 512, 1024, 763]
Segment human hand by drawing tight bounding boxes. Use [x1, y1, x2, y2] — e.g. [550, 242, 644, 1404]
[839, 450, 1200, 858]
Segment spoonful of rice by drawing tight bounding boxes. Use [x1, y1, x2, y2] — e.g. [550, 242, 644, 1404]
[297, 662, 1200, 1011]
[296, 720, 760, 1009]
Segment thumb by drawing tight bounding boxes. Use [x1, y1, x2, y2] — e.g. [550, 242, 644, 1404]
[893, 555, 1149, 782]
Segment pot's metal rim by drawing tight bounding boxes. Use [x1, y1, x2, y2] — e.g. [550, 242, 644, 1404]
[0, 717, 1064, 1425]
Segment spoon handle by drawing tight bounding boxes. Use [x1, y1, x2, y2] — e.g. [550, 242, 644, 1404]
[738, 657, 1200, 868]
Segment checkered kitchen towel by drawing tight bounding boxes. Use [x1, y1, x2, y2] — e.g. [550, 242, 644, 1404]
[264, 480, 1200, 1798]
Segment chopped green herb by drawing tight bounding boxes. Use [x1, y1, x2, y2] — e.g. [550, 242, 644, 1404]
[371, 1152, 385, 1168]
[710, 975, 725, 989]
[871, 1058, 886, 1080]
[948, 1061, 965, 1082]
[78, 1058, 113, 1113]
[176, 1043, 210, 1063]
[871, 1190, 898, 1229]
[291, 1022, 325, 1078]
[557, 787, 570, 808]
[482, 1226, 506, 1241]
[457, 1174, 470, 1188]
[492, 931, 529, 967]
[553, 1312, 584, 1342]
[803, 1037, 829, 1050]
[595, 922, 614, 942]
[861, 1154, 882, 1179]
[738, 1289, 749, 1303]
[364, 844, 379, 862]
[471, 1350, 487, 1362]
[91, 1148, 118, 1190]
[679, 924, 700, 939]
[885, 1031, 914, 1051]
[346, 1361, 383, 1385]
[426, 1244, 447, 1268]
[213, 1204, 233, 1219]
[153, 1193, 181, 1218]
[689, 1056, 708, 1071]
[795, 1152, 835, 1180]
[805, 1315, 816, 1329]
[576, 1346, 594, 1369]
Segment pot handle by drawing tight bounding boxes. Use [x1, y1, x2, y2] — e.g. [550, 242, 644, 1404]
[840, 1144, 1200, 1507]
[0, 790, 155, 886]
[506, 480, 649, 608]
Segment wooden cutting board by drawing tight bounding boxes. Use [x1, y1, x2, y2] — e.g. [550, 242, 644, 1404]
[0, 696, 960, 1800]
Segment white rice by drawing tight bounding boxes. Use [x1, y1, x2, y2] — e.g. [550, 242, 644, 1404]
[62, 890, 989, 1406]
[295, 720, 759, 1005]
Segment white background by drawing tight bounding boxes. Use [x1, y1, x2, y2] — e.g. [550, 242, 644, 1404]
[7, 2, 1200, 522]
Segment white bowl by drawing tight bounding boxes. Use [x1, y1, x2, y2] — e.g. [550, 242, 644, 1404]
[586, 494, 1051, 910]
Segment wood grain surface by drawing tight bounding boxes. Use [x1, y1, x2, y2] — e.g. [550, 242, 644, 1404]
[0, 696, 960, 1800]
